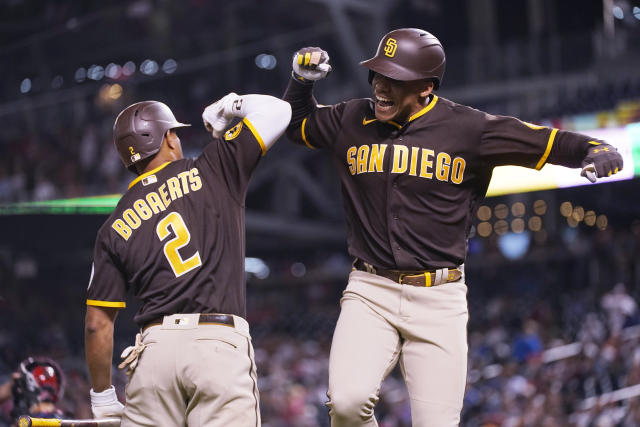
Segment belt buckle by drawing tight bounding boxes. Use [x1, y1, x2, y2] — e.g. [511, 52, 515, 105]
[398, 272, 406, 284]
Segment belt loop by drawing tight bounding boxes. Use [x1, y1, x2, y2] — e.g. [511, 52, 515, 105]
[434, 268, 448, 286]
[398, 273, 406, 284]
[424, 272, 432, 287]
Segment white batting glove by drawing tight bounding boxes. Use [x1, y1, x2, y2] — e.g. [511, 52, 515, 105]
[202, 92, 243, 137]
[90, 385, 124, 419]
[292, 47, 332, 82]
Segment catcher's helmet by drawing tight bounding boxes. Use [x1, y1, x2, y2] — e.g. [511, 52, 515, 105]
[18, 357, 65, 404]
[114, 101, 190, 172]
[360, 28, 446, 90]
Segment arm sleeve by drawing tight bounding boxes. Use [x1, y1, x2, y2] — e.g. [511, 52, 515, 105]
[282, 76, 345, 149]
[233, 94, 292, 153]
[86, 234, 127, 308]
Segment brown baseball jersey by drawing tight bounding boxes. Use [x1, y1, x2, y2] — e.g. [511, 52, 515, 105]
[284, 79, 605, 270]
[87, 119, 265, 327]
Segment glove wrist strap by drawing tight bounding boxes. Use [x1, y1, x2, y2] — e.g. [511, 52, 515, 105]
[291, 71, 315, 85]
[90, 385, 118, 404]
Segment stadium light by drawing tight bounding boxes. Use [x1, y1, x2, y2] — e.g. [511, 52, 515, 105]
[162, 59, 177, 74]
[75, 67, 86, 82]
[105, 63, 122, 79]
[20, 78, 31, 94]
[613, 5, 624, 19]
[255, 54, 277, 70]
[140, 59, 159, 75]
[122, 61, 136, 76]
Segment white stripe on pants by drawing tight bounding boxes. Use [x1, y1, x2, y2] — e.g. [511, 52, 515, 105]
[327, 270, 468, 426]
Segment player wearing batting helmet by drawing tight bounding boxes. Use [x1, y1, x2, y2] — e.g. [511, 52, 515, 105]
[283, 28, 623, 425]
[9, 357, 65, 421]
[84, 94, 291, 426]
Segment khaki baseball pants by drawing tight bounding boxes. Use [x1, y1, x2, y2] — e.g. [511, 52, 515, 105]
[327, 270, 468, 426]
[121, 314, 260, 427]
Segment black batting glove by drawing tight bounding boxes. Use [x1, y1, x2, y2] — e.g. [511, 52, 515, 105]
[580, 143, 623, 182]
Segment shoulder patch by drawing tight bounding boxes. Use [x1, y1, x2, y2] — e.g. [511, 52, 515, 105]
[224, 121, 243, 141]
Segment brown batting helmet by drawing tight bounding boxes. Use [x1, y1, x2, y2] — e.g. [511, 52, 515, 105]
[360, 28, 446, 90]
[113, 101, 190, 172]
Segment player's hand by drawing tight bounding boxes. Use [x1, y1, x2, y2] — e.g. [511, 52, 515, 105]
[292, 47, 331, 82]
[202, 92, 242, 138]
[580, 144, 623, 183]
[90, 385, 124, 419]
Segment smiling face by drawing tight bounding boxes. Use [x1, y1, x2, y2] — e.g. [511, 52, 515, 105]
[372, 73, 434, 123]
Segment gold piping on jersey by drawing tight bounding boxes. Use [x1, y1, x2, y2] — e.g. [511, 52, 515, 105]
[522, 121, 545, 130]
[242, 117, 267, 155]
[301, 118, 316, 149]
[86, 299, 126, 308]
[129, 162, 171, 189]
[407, 95, 439, 123]
[362, 117, 377, 126]
[588, 140, 602, 145]
[535, 128, 558, 170]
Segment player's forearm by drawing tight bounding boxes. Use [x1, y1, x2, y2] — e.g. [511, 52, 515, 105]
[283, 76, 318, 139]
[546, 131, 607, 168]
[85, 306, 118, 392]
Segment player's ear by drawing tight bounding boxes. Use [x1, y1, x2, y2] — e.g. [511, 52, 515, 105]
[164, 130, 178, 149]
[418, 80, 434, 98]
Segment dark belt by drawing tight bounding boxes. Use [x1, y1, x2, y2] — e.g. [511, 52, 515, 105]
[142, 313, 235, 332]
[353, 259, 462, 287]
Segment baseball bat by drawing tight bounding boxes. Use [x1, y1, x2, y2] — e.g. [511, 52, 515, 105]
[18, 416, 120, 427]
[581, 163, 597, 183]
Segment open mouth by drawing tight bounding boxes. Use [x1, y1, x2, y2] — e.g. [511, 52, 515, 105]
[375, 95, 395, 109]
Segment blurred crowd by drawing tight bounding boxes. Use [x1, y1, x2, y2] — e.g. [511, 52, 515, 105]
[2, 224, 640, 426]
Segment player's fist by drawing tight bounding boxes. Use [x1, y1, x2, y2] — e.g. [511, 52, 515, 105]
[580, 143, 623, 183]
[292, 47, 331, 82]
[202, 92, 243, 138]
[90, 385, 124, 419]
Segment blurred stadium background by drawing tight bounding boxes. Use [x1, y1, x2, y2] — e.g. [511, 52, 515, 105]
[1, 0, 640, 426]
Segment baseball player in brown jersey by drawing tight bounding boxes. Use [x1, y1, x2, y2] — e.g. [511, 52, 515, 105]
[84, 93, 291, 426]
[283, 28, 623, 426]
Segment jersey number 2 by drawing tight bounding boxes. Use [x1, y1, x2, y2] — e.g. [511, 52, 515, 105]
[156, 212, 202, 277]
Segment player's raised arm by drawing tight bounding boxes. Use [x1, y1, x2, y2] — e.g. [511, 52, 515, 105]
[202, 92, 291, 153]
[282, 47, 332, 147]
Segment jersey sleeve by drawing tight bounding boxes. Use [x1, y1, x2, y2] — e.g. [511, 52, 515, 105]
[478, 114, 560, 169]
[200, 117, 263, 202]
[295, 102, 347, 149]
[86, 231, 127, 308]
[283, 77, 346, 149]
